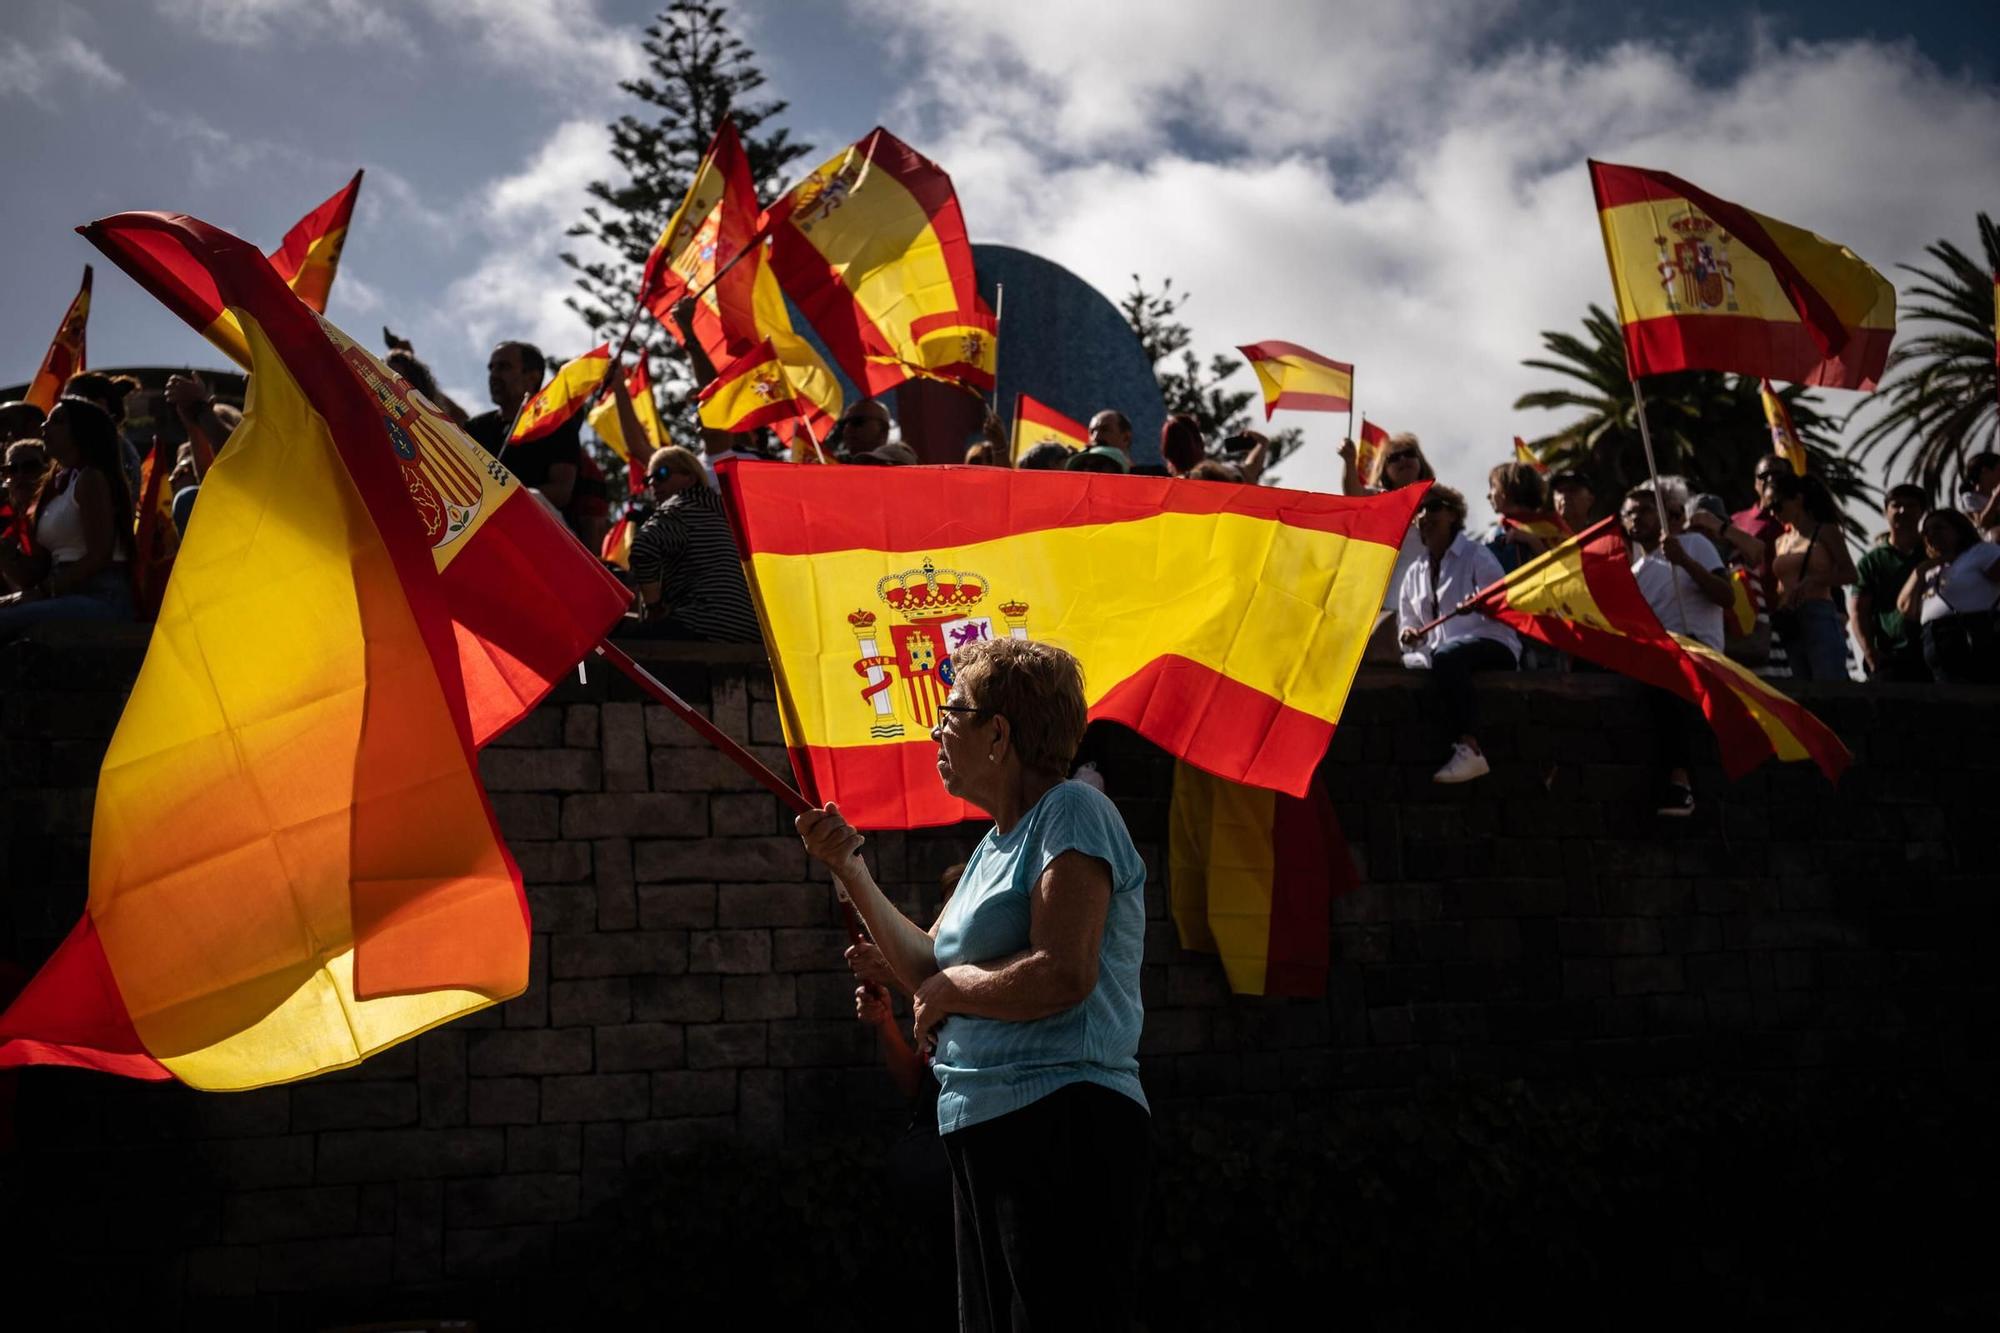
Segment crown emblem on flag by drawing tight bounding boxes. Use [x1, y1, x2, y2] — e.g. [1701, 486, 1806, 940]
[876, 558, 988, 622]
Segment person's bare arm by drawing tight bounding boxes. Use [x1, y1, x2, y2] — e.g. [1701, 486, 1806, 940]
[910, 850, 1111, 1048]
[1337, 439, 1362, 496]
[858, 983, 926, 1100]
[1664, 536, 1736, 609]
[610, 362, 648, 462]
[798, 804, 938, 990]
[672, 297, 740, 456]
[1848, 588, 1879, 675]
[1895, 562, 1934, 620]
[44, 471, 117, 592]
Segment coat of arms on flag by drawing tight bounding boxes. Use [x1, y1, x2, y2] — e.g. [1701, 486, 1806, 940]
[847, 559, 1030, 739]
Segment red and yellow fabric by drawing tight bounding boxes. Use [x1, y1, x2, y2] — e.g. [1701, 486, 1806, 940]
[1501, 511, 1569, 542]
[130, 436, 179, 619]
[1759, 378, 1808, 476]
[1726, 565, 1759, 639]
[723, 462, 1428, 828]
[588, 358, 667, 495]
[1237, 341, 1353, 419]
[1589, 160, 1895, 389]
[699, 340, 809, 434]
[1355, 418, 1389, 481]
[1513, 436, 1549, 474]
[602, 514, 634, 570]
[24, 265, 91, 411]
[1168, 763, 1355, 997]
[0, 211, 630, 1090]
[765, 127, 997, 398]
[267, 169, 362, 314]
[510, 344, 610, 445]
[644, 120, 843, 446]
[1463, 517, 1850, 782]
[1011, 393, 1089, 463]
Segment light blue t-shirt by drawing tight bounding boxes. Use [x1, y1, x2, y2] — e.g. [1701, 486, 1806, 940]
[930, 780, 1149, 1134]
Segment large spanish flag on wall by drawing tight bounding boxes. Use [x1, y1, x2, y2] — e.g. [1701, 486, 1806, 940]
[1589, 160, 1894, 389]
[642, 119, 842, 448]
[1011, 393, 1089, 463]
[24, 265, 91, 412]
[1238, 341, 1353, 419]
[267, 169, 362, 314]
[1169, 763, 1354, 997]
[1464, 518, 1850, 782]
[765, 127, 997, 398]
[724, 463, 1426, 828]
[0, 212, 630, 1090]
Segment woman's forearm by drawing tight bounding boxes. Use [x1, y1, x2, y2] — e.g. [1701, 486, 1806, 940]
[936, 949, 1093, 1023]
[835, 862, 939, 990]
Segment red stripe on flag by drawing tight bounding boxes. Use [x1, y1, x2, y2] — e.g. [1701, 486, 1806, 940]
[1090, 655, 1336, 798]
[1270, 390, 1353, 414]
[1262, 780, 1340, 997]
[0, 916, 173, 1080]
[1238, 341, 1354, 374]
[1621, 314, 1892, 392]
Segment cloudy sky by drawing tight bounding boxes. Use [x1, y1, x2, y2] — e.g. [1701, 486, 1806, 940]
[3, 0, 1996, 496]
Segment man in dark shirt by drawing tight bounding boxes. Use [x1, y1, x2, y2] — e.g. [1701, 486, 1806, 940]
[464, 340, 581, 511]
[1850, 483, 1930, 681]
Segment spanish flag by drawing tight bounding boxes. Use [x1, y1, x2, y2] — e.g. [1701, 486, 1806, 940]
[1355, 418, 1389, 481]
[588, 358, 667, 494]
[724, 463, 1427, 828]
[1760, 378, 1808, 476]
[1239, 341, 1353, 420]
[130, 435, 179, 618]
[24, 265, 91, 412]
[602, 512, 635, 571]
[1501, 511, 1570, 543]
[1011, 393, 1088, 463]
[1462, 518, 1850, 782]
[698, 339, 808, 435]
[1513, 436, 1549, 474]
[510, 344, 611, 444]
[642, 119, 843, 445]
[268, 169, 362, 314]
[0, 211, 630, 1089]
[1169, 764, 1355, 997]
[1589, 160, 1895, 389]
[765, 127, 997, 397]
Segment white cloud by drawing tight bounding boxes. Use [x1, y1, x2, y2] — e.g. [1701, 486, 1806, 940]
[0, 32, 125, 102]
[424, 0, 645, 92]
[859, 1, 2000, 496]
[155, 0, 408, 47]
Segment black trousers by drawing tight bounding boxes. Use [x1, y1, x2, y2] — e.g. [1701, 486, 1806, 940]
[942, 1083, 1151, 1332]
[1428, 637, 1518, 743]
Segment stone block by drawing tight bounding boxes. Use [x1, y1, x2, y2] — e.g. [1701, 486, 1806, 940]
[444, 1224, 553, 1278]
[563, 703, 600, 749]
[595, 1023, 687, 1072]
[689, 929, 773, 974]
[224, 1187, 360, 1244]
[541, 1073, 652, 1122]
[549, 977, 632, 1027]
[631, 974, 723, 1023]
[291, 1080, 420, 1133]
[638, 882, 717, 929]
[723, 975, 798, 1021]
[687, 1022, 767, 1068]
[796, 971, 862, 1020]
[479, 747, 601, 792]
[491, 794, 560, 840]
[651, 1070, 739, 1118]
[650, 744, 794, 794]
[625, 1116, 735, 1162]
[1612, 956, 1685, 996]
[514, 841, 592, 884]
[525, 882, 598, 934]
[562, 791, 706, 840]
[594, 836, 638, 930]
[257, 1236, 394, 1293]
[548, 930, 689, 979]
[740, 1068, 784, 1145]
[717, 882, 830, 927]
[602, 701, 649, 792]
[394, 1180, 443, 1285]
[635, 835, 806, 882]
[467, 1028, 593, 1077]
[195, 1136, 316, 1189]
[316, 1129, 505, 1183]
[491, 708, 562, 748]
[507, 1124, 581, 1173]
[469, 1077, 540, 1126]
[772, 928, 851, 972]
[712, 792, 782, 836]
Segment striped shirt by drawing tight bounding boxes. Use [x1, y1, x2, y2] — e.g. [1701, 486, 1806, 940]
[930, 780, 1149, 1134]
[628, 484, 762, 643]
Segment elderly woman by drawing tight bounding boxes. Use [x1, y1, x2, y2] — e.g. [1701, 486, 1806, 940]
[797, 637, 1149, 1329]
[622, 444, 760, 642]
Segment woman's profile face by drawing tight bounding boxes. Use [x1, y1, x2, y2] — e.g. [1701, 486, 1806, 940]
[42, 407, 76, 466]
[1922, 517, 1959, 560]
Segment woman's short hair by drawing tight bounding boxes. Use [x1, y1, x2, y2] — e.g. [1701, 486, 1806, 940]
[1369, 432, 1434, 487]
[647, 445, 706, 488]
[963, 440, 1006, 467]
[1487, 461, 1547, 512]
[950, 637, 1088, 778]
[1016, 441, 1074, 471]
[1415, 483, 1468, 533]
[1160, 414, 1206, 475]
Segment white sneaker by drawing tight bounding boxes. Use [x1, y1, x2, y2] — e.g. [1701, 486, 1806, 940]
[1432, 743, 1490, 784]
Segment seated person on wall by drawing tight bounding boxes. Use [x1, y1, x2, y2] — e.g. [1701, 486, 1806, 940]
[620, 445, 762, 643]
[1622, 486, 1735, 817]
[1482, 460, 1552, 573]
[1959, 451, 2000, 544]
[0, 399, 136, 634]
[1767, 471, 1858, 681]
[1396, 485, 1520, 785]
[1686, 490, 1769, 667]
[796, 638, 1151, 1329]
[1850, 484, 1931, 683]
[1897, 507, 2000, 685]
[1, 439, 52, 579]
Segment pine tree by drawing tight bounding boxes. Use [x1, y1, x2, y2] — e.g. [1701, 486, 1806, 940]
[1120, 276, 1303, 477]
[563, 1, 811, 435]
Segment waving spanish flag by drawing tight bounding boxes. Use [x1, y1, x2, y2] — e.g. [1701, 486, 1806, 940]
[510, 344, 610, 444]
[0, 211, 630, 1089]
[268, 169, 362, 314]
[588, 358, 667, 494]
[698, 339, 813, 436]
[1355, 418, 1389, 481]
[1589, 160, 1894, 389]
[1501, 511, 1569, 543]
[1011, 393, 1089, 462]
[1462, 518, 1850, 782]
[643, 119, 843, 445]
[724, 463, 1426, 828]
[1169, 764, 1354, 997]
[24, 265, 91, 412]
[1760, 378, 1808, 476]
[765, 127, 997, 397]
[1238, 341, 1353, 419]
[1513, 436, 1549, 474]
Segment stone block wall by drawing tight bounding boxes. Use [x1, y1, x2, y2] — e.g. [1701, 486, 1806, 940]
[1, 629, 1994, 1313]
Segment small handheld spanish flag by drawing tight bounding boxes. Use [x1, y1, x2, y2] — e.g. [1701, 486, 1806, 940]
[1238, 340, 1353, 419]
[1356, 418, 1389, 480]
[698, 340, 809, 435]
[1760, 379, 1808, 476]
[1011, 393, 1088, 463]
[510, 344, 611, 445]
[1513, 436, 1549, 474]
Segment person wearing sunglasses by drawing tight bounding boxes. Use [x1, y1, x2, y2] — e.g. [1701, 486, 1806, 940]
[0, 439, 51, 580]
[1733, 454, 1791, 607]
[796, 638, 1150, 1328]
[619, 445, 760, 643]
[1397, 484, 1520, 783]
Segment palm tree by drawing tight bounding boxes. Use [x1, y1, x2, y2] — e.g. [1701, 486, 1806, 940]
[1514, 304, 1873, 524]
[1844, 213, 2000, 497]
